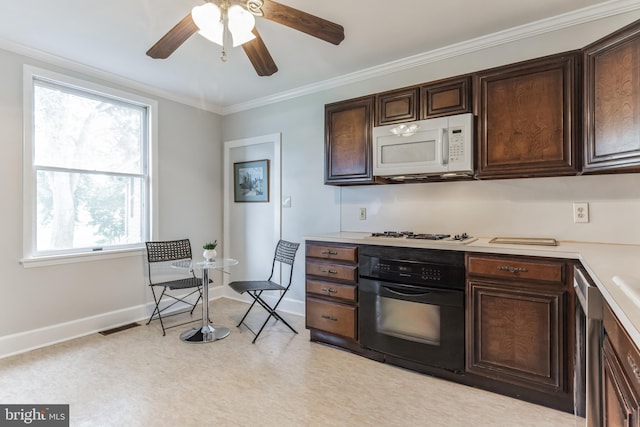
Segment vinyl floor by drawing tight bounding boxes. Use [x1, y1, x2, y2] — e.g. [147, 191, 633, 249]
[0, 298, 582, 426]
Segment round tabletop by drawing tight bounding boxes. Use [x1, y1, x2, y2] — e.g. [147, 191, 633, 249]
[171, 258, 239, 270]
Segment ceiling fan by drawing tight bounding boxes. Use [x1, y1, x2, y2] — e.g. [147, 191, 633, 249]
[146, 0, 345, 76]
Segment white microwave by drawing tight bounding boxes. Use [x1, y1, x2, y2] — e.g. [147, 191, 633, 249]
[372, 113, 474, 179]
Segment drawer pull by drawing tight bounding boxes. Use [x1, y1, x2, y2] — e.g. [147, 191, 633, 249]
[321, 314, 338, 321]
[497, 265, 528, 274]
[321, 250, 338, 256]
[320, 269, 338, 275]
[321, 287, 338, 294]
[627, 353, 640, 382]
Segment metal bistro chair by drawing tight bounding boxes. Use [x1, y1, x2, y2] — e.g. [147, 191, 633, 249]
[145, 239, 206, 336]
[229, 240, 300, 343]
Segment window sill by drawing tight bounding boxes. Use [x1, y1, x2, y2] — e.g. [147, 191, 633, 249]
[20, 247, 145, 268]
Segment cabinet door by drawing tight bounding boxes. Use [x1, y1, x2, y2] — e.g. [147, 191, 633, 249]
[466, 280, 566, 393]
[583, 20, 640, 173]
[325, 96, 375, 185]
[375, 87, 419, 126]
[421, 75, 471, 119]
[602, 303, 640, 426]
[476, 52, 580, 178]
[602, 337, 639, 426]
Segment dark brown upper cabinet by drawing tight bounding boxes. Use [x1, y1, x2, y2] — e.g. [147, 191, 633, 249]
[583, 19, 640, 173]
[421, 75, 472, 119]
[325, 96, 376, 185]
[375, 87, 419, 126]
[475, 52, 581, 179]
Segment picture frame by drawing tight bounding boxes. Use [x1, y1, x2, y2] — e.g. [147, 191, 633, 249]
[234, 159, 270, 203]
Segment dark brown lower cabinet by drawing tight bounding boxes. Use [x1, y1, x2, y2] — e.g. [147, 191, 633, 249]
[602, 302, 640, 426]
[466, 254, 575, 412]
[305, 241, 363, 352]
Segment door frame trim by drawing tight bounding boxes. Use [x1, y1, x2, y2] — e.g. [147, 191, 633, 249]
[223, 133, 282, 288]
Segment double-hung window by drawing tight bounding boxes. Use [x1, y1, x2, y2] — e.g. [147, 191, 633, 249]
[23, 66, 156, 262]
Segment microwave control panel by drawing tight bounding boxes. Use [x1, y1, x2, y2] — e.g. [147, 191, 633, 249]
[446, 113, 473, 171]
[448, 127, 465, 163]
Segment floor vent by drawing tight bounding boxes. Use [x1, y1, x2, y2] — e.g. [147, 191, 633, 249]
[99, 322, 140, 336]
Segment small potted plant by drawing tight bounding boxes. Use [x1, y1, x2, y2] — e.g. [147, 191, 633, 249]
[202, 240, 218, 261]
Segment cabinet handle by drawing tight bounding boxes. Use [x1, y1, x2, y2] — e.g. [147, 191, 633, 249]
[320, 269, 338, 275]
[321, 314, 338, 321]
[627, 353, 640, 383]
[497, 265, 528, 274]
[321, 250, 338, 256]
[321, 287, 338, 294]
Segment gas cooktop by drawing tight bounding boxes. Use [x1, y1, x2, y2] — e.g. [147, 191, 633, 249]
[368, 231, 477, 244]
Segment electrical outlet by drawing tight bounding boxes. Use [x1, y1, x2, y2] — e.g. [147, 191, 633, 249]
[573, 202, 589, 223]
[359, 207, 366, 220]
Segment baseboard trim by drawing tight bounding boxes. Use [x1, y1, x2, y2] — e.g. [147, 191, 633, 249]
[0, 286, 245, 359]
[0, 304, 149, 359]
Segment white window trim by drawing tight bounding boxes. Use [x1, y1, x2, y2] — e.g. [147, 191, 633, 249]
[21, 65, 159, 267]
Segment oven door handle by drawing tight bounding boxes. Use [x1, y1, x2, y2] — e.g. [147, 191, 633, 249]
[382, 286, 432, 298]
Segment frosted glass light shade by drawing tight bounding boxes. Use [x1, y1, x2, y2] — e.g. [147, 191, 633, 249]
[192, 3, 224, 46]
[228, 5, 256, 47]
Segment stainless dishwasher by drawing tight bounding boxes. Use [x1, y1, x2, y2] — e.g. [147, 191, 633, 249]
[574, 265, 603, 427]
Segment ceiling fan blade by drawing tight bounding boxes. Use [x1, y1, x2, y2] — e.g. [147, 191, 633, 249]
[146, 13, 199, 59]
[242, 28, 278, 76]
[260, 0, 345, 45]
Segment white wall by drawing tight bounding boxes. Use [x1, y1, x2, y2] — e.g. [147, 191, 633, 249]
[340, 174, 640, 244]
[222, 10, 640, 303]
[0, 48, 223, 356]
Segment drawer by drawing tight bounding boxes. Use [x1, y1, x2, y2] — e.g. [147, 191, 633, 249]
[306, 297, 356, 339]
[306, 278, 356, 302]
[306, 243, 357, 263]
[306, 260, 357, 283]
[604, 303, 640, 391]
[467, 255, 564, 284]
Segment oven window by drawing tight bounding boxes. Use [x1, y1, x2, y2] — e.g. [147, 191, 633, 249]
[378, 297, 440, 345]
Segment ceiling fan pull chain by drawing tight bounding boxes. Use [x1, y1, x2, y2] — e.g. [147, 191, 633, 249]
[220, 4, 229, 62]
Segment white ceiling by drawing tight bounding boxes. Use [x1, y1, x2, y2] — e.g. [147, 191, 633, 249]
[0, 0, 635, 114]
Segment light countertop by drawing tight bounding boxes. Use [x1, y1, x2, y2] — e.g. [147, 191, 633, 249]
[305, 232, 640, 348]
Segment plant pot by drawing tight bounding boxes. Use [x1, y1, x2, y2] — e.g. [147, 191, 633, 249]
[203, 249, 217, 261]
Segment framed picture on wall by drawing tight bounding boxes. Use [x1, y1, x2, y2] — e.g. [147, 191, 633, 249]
[234, 159, 270, 202]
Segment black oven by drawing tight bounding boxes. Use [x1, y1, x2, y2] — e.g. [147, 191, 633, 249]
[358, 245, 465, 372]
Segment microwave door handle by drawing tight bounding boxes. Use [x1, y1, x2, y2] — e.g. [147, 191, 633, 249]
[442, 128, 449, 165]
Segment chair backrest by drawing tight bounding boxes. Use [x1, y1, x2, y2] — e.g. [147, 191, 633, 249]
[146, 239, 192, 263]
[268, 240, 300, 287]
[145, 239, 194, 284]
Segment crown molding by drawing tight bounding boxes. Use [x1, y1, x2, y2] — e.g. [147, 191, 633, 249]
[1, 0, 638, 116]
[0, 38, 224, 115]
[222, 0, 640, 115]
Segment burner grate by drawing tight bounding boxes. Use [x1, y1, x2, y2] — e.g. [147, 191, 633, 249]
[406, 234, 451, 240]
[369, 231, 474, 242]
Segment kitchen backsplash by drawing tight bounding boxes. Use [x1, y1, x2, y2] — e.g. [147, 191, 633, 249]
[340, 173, 640, 245]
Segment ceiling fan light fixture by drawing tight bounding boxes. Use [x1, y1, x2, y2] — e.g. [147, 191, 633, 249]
[192, 3, 224, 46]
[390, 124, 420, 137]
[228, 5, 256, 47]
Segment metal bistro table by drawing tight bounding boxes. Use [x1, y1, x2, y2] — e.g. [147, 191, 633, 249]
[172, 258, 238, 343]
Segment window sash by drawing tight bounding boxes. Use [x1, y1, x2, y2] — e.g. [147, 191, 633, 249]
[23, 65, 157, 262]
